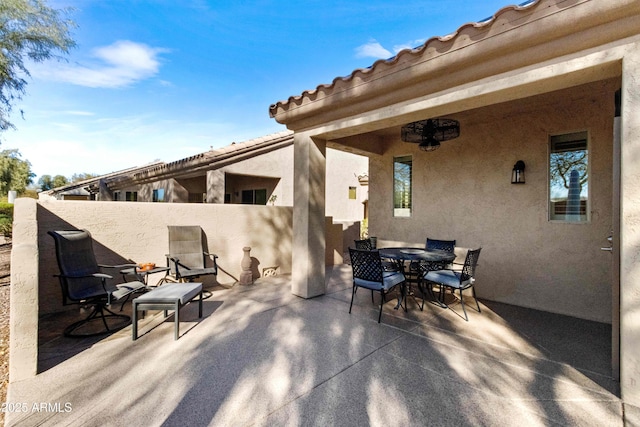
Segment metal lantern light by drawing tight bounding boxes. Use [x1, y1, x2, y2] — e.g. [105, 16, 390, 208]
[511, 160, 525, 184]
[401, 118, 460, 152]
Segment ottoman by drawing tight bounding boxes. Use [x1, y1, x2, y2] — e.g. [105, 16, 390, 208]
[132, 282, 203, 340]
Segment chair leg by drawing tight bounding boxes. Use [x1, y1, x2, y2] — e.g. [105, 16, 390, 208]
[459, 288, 469, 321]
[378, 290, 384, 323]
[417, 278, 425, 311]
[349, 285, 357, 314]
[471, 286, 481, 312]
[64, 303, 131, 337]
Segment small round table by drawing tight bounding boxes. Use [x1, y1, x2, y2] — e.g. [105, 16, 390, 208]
[379, 247, 456, 265]
[378, 247, 456, 308]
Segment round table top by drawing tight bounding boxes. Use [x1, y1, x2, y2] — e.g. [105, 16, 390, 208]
[378, 247, 456, 263]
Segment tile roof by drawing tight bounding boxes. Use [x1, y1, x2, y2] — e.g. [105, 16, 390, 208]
[108, 130, 294, 188]
[269, 0, 540, 118]
[44, 130, 294, 195]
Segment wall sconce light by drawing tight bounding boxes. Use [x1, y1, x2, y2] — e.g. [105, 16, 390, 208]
[511, 160, 525, 184]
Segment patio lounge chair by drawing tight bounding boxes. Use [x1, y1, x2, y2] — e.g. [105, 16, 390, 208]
[165, 226, 218, 283]
[349, 248, 406, 323]
[422, 247, 482, 321]
[48, 229, 145, 337]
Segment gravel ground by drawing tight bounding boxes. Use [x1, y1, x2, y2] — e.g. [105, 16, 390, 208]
[0, 241, 11, 426]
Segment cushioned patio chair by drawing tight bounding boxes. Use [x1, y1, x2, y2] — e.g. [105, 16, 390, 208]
[49, 229, 146, 337]
[410, 238, 456, 293]
[354, 238, 400, 272]
[165, 225, 218, 283]
[422, 247, 482, 321]
[349, 248, 406, 323]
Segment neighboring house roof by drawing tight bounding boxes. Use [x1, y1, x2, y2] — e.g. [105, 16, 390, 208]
[44, 130, 295, 197]
[42, 161, 165, 198]
[108, 130, 294, 189]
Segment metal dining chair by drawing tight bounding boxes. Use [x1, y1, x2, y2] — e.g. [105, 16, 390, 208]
[354, 239, 400, 272]
[348, 248, 406, 323]
[410, 238, 456, 294]
[422, 248, 482, 321]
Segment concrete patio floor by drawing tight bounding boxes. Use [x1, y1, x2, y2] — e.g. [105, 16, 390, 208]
[6, 265, 636, 426]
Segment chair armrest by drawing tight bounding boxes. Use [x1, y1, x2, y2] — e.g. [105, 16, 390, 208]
[166, 256, 190, 280]
[204, 252, 219, 260]
[204, 252, 219, 275]
[55, 272, 113, 280]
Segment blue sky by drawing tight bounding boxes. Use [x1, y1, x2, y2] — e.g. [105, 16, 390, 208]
[3, 0, 513, 180]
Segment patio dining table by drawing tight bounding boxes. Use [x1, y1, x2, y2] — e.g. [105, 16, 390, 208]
[378, 247, 456, 309]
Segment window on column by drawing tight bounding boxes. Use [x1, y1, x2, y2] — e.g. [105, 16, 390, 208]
[393, 156, 412, 217]
[549, 131, 589, 222]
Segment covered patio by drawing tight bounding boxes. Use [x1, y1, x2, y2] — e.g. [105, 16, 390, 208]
[6, 266, 629, 426]
[270, 0, 640, 407]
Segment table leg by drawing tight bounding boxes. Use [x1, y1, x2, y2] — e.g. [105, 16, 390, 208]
[132, 301, 138, 341]
[174, 300, 180, 340]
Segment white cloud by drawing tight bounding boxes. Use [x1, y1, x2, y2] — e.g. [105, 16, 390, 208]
[32, 40, 168, 88]
[354, 40, 392, 59]
[393, 39, 426, 53]
[355, 38, 427, 60]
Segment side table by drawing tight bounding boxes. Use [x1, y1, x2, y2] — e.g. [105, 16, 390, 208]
[120, 265, 171, 289]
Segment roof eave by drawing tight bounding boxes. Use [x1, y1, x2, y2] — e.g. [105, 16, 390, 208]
[269, 0, 640, 130]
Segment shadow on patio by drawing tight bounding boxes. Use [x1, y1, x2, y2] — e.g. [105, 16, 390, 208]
[7, 265, 623, 426]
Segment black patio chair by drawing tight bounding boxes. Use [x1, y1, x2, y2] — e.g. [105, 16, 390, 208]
[48, 229, 145, 337]
[354, 238, 399, 272]
[354, 238, 373, 250]
[348, 248, 406, 323]
[165, 225, 218, 283]
[410, 238, 456, 292]
[422, 247, 482, 321]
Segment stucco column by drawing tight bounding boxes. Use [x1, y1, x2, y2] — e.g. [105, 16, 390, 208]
[620, 44, 640, 407]
[9, 198, 39, 381]
[206, 169, 225, 203]
[98, 179, 111, 201]
[292, 132, 326, 298]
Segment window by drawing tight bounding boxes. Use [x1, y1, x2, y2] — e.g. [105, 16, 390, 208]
[393, 156, 412, 217]
[152, 188, 165, 202]
[348, 186, 357, 200]
[125, 191, 137, 202]
[241, 189, 267, 205]
[549, 131, 588, 222]
[113, 191, 120, 201]
[188, 192, 206, 203]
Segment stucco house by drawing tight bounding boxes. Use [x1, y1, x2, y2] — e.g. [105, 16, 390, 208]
[42, 131, 369, 224]
[268, 0, 640, 407]
[11, 0, 640, 413]
[41, 130, 369, 259]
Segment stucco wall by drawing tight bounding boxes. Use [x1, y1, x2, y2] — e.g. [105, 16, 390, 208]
[221, 145, 295, 206]
[37, 200, 293, 315]
[370, 80, 616, 323]
[325, 149, 369, 221]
